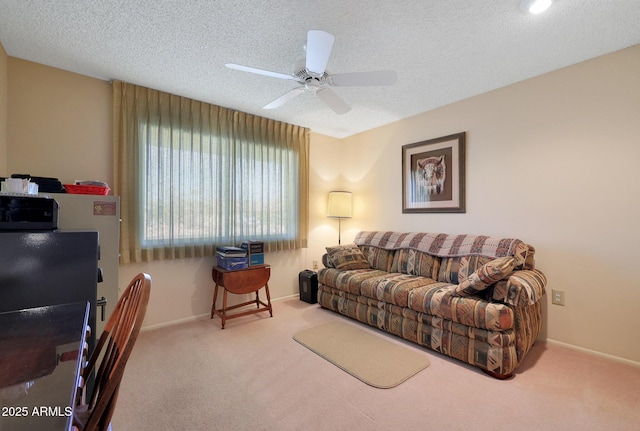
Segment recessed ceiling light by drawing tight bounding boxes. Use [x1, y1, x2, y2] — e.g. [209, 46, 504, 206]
[520, 0, 553, 14]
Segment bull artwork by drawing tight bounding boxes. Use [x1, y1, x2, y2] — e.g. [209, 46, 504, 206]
[403, 132, 465, 212]
[416, 155, 446, 195]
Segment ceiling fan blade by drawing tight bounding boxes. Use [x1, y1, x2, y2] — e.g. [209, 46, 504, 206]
[305, 30, 335, 76]
[225, 63, 294, 81]
[316, 88, 351, 115]
[263, 87, 305, 109]
[329, 70, 398, 87]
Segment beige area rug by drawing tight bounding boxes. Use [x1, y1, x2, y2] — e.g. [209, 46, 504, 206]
[293, 321, 430, 388]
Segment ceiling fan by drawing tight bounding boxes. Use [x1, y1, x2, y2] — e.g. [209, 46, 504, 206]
[225, 30, 398, 115]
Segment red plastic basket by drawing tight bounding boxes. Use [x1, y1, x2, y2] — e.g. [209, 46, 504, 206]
[64, 184, 110, 195]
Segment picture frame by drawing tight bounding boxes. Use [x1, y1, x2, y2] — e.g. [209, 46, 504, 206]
[402, 132, 466, 213]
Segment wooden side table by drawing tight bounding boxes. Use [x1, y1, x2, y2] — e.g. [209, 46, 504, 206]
[211, 264, 273, 329]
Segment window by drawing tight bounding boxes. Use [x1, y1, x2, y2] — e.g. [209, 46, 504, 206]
[114, 81, 309, 263]
[139, 122, 300, 248]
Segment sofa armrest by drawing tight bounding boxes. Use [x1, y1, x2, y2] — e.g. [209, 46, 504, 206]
[492, 269, 547, 307]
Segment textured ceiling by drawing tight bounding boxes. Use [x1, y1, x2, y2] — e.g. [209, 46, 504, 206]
[1, 0, 639, 138]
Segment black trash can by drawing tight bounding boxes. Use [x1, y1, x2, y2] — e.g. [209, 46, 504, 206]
[298, 270, 318, 304]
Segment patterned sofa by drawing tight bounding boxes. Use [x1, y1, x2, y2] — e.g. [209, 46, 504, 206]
[317, 231, 547, 379]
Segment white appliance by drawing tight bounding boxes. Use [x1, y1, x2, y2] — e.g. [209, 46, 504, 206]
[44, 193, 120, 336]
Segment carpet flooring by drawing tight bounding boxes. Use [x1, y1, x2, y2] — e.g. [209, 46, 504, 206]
[112, 298, 640, 431]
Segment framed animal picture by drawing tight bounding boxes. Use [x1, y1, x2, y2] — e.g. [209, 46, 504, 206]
[402, 132, 466, 213]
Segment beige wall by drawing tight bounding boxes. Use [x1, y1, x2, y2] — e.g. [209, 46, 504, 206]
[5, 57, 334, 329]
[0, 42, 7, 175]
[7, 58, 112, 184]
[340, 45, 640, 364]
[5, 45, 639, 364]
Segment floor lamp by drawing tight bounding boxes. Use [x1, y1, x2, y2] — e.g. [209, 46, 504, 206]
[327, 191, 352, 245]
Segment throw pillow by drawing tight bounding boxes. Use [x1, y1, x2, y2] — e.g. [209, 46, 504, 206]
[492, 269, 547, 306]
[325, 244, 371, 270]
[453, 256, 516, 297]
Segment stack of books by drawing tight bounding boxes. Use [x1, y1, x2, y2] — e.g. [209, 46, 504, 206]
[216, 246, 247, 258]
[240, 241, 264, 266]
[216, 246, 248, 270]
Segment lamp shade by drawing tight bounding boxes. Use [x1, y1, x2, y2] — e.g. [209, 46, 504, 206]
[327, 191, 352, 218]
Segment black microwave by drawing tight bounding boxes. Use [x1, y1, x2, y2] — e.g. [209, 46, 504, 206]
[0, 195, 59, 230]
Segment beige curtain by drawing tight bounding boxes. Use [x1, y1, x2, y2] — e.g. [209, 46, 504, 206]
[113, 81, 309, 264]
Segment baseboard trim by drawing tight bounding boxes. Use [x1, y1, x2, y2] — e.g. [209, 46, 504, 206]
[141, 314, 210, 332]
[141, 294, 301, 332]
[274, 293, 299, 301]
[544, 338, 640, 368]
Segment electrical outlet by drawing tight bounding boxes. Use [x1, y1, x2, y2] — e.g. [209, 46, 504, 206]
[551, 289, 565, 306]
[312, 260, 318, 270]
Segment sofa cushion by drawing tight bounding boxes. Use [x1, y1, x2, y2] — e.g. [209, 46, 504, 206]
[318, 268, 388, 295]
[391, 249, 440, 279]
[360, 273, 438, 308]
[408, 284, 514, 331]
[325, 244, 370, 270]
[454, 257, 517, 297]
[359, 245, 395, 272]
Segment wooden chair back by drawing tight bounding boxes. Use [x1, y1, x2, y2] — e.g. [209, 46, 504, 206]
[74, 272, 151, 431]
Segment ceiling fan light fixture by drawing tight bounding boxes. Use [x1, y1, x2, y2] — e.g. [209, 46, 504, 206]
[520, 0, 552, 14]
[226, 30, 397, 114]
[304, 79, 321, 92]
